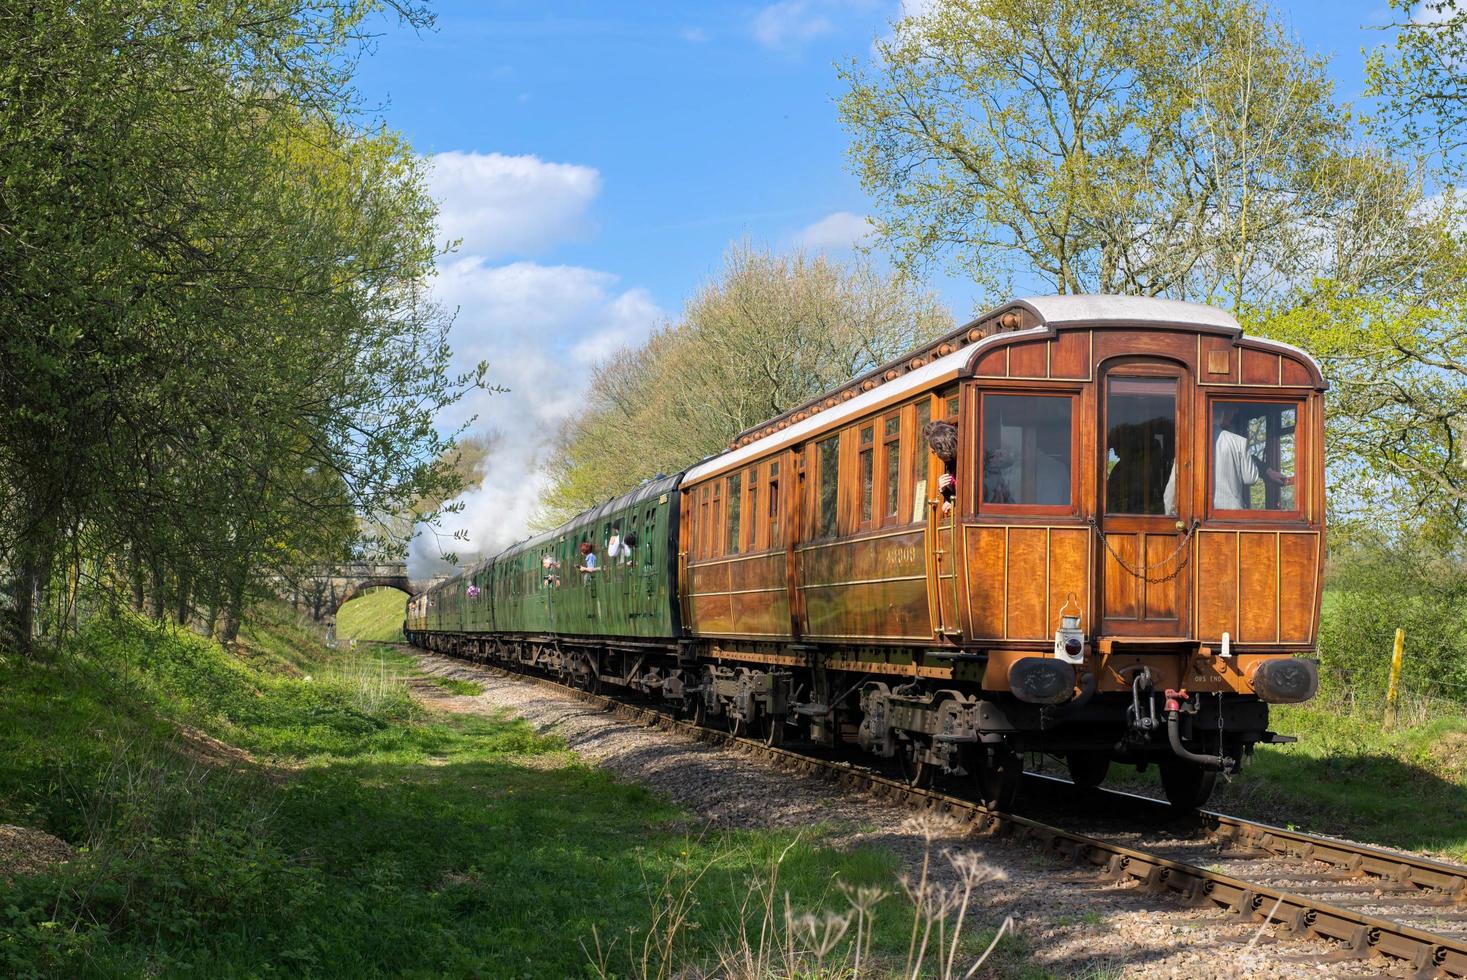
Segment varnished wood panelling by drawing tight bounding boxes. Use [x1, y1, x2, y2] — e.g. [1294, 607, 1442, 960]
[1008, 340, 1047, 378]
[1102, 534, 1140, 621]
[1047, 529, 1090, 635]
[1200, 335, 1237, 383]
[1278, 532, 1317, 643]
[1050, 331, 1089, 379]
[1143, 534, 1183, 622]
[1237, 533, 1279, 642]
[964, 526, 1007, 637]
[1280, 357, 1313, 387]
[973, 346, 1008, 377]
[1196, 531, 1239, 640]
[1241, 348, 1279, 386]
[1005, 528, 1048, 638]
[797, 528, 929, 641]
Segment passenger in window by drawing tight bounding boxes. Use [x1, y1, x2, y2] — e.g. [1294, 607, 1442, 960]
[607, 524, 632, 562]
[621, 530, 638, 565]
[1214, 406, 1283, 509]
[578, 541, 599, 573]
[923, 420, 959, 515]
[541, 553, 560, 588]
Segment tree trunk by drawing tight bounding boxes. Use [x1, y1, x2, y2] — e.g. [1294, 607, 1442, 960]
[9, 537, 54, 659]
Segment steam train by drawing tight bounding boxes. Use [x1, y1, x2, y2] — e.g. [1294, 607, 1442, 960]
[406, 295, 1323, 810]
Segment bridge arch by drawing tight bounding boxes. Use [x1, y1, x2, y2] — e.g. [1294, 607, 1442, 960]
[330, 579, 413, 619]
[285, 562, 421, 624]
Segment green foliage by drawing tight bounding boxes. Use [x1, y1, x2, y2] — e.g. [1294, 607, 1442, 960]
[1315, 526, 1467, 704]
[1367, 0, 1467, 178]
[0, 608, 933, 977]
[540, 243, 951, 523]
[838, 0, 1356, 302]
[335, 587, 408, 643]
[0, 0, 484, 653]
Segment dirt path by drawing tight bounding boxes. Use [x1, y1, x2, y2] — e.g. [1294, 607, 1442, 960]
[410, 651, 1397, 979]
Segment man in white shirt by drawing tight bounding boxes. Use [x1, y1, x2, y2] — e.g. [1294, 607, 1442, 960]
[1214, 407, 1283, 509]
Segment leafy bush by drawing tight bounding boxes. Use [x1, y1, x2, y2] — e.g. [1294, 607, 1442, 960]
[1319, 527, 1467, 708]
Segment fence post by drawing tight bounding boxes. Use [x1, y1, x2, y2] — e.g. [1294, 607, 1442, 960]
[1385, 627, 1405, 728]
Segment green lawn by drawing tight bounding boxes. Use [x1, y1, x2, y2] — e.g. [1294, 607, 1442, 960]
[0, 607, 1030, 977]
[334, 586, 407, 643]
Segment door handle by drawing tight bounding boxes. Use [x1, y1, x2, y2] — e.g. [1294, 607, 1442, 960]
[1175, 520, 1186, 532]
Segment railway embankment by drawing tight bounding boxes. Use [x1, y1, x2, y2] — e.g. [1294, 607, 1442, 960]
[3, 606, 1460, 976]
[411, 649, 1449, 978]
[0, 607, 1000, 976]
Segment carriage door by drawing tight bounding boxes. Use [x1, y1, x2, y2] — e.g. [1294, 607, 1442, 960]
[1099, 362, 1192, 637]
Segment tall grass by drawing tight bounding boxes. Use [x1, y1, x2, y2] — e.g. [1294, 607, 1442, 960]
[584, 818, 1017, 979]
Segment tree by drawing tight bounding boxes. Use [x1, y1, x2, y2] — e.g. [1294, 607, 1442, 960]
[837, 0, 1351, 303]
[0, 1, 483, 652]
[1367, 0, 1467, 177]
[538, 245, 951, 524]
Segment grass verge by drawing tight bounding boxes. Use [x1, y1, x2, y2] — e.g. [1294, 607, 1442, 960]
[1098, 697, 1467, 861]
[0, 607, 1029, 977]
[333, 587, 406, 643]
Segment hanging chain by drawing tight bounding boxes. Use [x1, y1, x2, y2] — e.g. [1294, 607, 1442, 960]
[1087, 516, 1199, 584]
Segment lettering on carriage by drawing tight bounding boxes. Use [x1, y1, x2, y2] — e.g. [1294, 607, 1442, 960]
[884, 545, 918, 570]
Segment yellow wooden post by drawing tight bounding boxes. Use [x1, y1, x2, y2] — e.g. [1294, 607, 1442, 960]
[1385, 628, 1405, 728]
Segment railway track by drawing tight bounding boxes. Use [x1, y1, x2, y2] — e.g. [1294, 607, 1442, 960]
[424, 650, 1467, 977]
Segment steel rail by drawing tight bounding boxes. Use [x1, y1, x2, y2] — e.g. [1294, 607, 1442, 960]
[444, 656, 1467, 977]
[1024, 771, 1467, 901]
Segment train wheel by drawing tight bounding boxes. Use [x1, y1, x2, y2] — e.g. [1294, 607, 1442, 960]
[1065, 751, 1111, 789]
[974, 746, 1021, 811]
[897, 739, 934, 790]
[761, 713, 785, 748]
[1159, 760, 1217, 811]
[686, 695, 708, 727]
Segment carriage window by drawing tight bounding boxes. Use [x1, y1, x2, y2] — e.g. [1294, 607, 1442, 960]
[859, 425, 875, 525]
[712, 483, 722, 557]
[911, 399, 932, 522]
[817, 435, 840, 537]
[699, 487, 710, 559]
[1106, 377, 1177, 516]
[1212, 401, 1298, 512]
[981, 394, 1073, 507]
[768, 461, 781, 547]
[883, 414, 901, 520]
[726, 473, 742, 555]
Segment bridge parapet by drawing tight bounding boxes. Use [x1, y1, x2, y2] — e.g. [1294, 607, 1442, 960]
[276, 561, 420, 623]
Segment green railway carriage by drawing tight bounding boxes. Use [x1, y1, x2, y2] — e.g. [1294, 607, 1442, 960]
[408, 475, 684, 685]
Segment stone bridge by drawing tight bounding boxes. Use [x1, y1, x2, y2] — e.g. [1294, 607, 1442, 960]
[281, 561, 420, 625]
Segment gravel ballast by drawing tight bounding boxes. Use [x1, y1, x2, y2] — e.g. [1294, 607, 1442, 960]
[411, 651, 1405, 978]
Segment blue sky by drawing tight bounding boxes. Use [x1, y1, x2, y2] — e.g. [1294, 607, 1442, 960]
[363, 0, 1398, 568]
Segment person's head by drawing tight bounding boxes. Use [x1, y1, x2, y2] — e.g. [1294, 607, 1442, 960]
[1219, 405, 1243, 434]
[579, 541, 593, 556]
[923, 420, 958, 464]
[611, 523, 621, 535]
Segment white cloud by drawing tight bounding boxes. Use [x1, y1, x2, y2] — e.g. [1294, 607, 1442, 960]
[410, 257, 666, 576]
[753, 0, 836, 47]
[794, 210, 874, 251]
[426, 151, 600, 258]
[681, 25, 710, 42]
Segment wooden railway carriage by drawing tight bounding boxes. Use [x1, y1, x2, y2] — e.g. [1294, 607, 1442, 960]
[407, 295, 1324, 810]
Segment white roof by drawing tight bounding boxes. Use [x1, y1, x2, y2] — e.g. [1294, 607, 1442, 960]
[682, 294, 1316, 485]
[1014, 294, 1240, 332]
[683, 326, 1048, 482]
